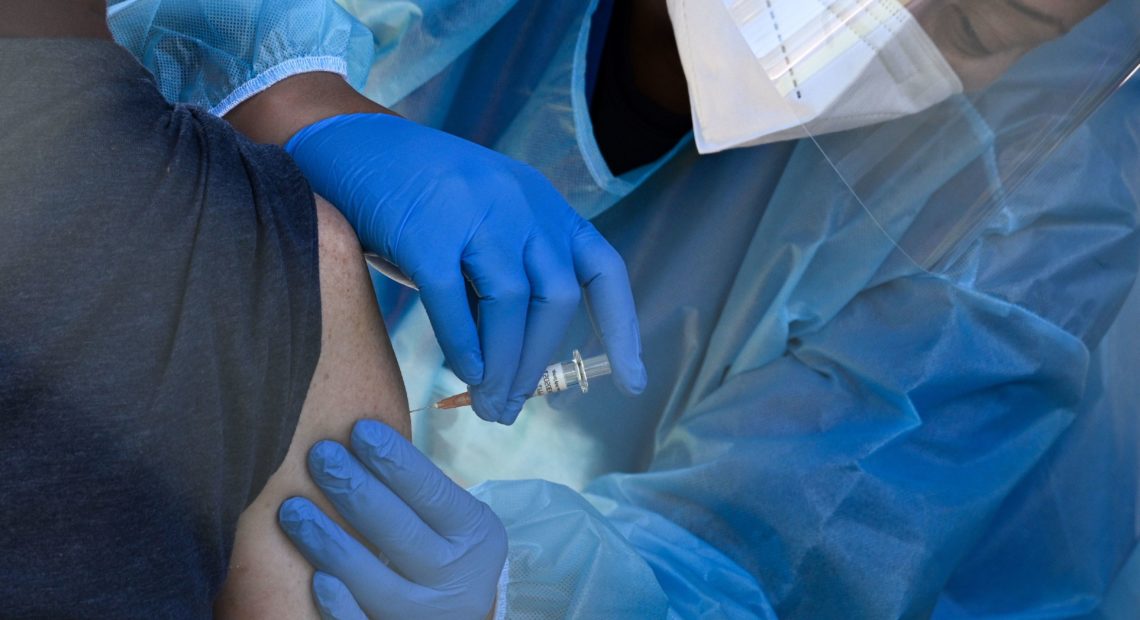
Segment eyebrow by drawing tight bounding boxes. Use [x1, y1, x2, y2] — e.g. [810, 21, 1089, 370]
[1002, 0, 1070, 35]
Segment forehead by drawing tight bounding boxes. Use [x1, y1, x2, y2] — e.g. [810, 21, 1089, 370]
[1013, 0, 1109, 28]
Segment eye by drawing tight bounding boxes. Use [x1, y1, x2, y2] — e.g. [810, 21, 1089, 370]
[950, 5, 992, 58]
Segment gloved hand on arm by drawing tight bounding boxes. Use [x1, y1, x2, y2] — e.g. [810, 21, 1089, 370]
[227, 73, 647, 425]
[278, 420, 507, 620]
[286, 112, 646, 424]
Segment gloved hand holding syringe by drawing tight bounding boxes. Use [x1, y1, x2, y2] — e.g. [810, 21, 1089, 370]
[411, 350, 612, 413]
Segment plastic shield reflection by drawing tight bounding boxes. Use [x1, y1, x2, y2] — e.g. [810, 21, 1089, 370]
[728, 0, 1140, 273]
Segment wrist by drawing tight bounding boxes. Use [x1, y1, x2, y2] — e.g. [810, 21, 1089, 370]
[225, 71, 398, 146]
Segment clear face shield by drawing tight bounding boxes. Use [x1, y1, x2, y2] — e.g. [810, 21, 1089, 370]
[720, 0, 1140, 274]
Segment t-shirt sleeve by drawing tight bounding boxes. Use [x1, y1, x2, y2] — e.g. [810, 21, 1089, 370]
[0, 39, 321, 616]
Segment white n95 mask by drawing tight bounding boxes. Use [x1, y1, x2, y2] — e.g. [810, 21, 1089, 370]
[666, 0, 963, 154]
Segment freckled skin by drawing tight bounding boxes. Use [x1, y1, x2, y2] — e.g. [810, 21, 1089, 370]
[214, 198, 411, 619]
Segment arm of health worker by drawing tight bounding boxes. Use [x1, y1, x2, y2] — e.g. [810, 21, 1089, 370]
[281, 83, 1140, 618]
[228, 72, 646, 425]
[469, 89, 1140, 617]
[108, 0, 647, 424]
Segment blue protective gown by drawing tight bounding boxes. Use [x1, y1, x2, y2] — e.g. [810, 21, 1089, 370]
[110, 1, 1140, 617]
[105, 0, 513, 116]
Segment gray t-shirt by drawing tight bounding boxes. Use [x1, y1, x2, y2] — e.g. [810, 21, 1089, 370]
[0, 39, 321, 617]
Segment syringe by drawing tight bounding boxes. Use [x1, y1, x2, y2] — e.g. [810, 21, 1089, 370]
[410, 350, 611, 412]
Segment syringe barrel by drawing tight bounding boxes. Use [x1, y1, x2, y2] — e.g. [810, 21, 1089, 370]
[531, 351, 612, 397]
[423, 352, 613, 410]
[533, 360, 580, 396]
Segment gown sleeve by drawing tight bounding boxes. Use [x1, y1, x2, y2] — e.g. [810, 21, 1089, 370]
[107, 0, 375, 116]
[471, 81, 1140, 619]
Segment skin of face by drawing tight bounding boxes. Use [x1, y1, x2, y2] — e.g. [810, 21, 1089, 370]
[908, 0, 1110, 91]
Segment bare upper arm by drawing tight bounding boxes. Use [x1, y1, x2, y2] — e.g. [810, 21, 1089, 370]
[214, 196, 411, 618]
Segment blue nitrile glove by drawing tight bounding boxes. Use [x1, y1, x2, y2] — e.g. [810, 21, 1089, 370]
[278, 420, 507, 620]
[285, 113, 646, 424]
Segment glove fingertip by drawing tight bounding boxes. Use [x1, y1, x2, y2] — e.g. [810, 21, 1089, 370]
[455, 351, 485, 386]
[350, 419, 397, 458]
[278, 496, 315, 525]
[615, 359, 648, 396]
[312, 571, 347, 599]
[313, 572, 367, 620]
[499, 397, 527, 426]
[474, 406, 500, 423]
[278, 498, 322, 547]
[469, 390, 504, 424]
[308, 440, 346, 472]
